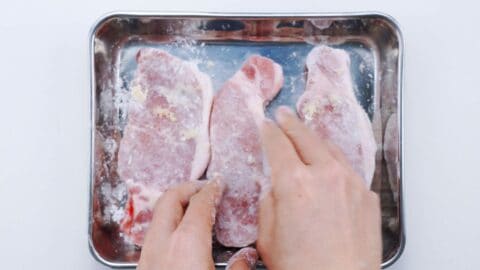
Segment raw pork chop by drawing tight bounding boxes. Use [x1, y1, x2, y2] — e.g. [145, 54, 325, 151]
[117, 48, 213, 245]
[384, 113, 399, 201]
[297, 46, 376, 186]
[208, 55, 283, 247]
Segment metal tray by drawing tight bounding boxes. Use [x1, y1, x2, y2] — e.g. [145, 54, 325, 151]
[89, 12, 404, 268]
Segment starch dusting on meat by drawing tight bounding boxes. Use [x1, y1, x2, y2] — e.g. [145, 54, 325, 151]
[117, 48, 213, 245]
[208, 55, 283, 247]
[297, 46, 376, 186]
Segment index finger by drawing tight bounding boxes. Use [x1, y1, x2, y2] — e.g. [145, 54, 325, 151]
[275, 106, 331, 165]
[275, 106, 347, 167]
[260, 118, 303, 179]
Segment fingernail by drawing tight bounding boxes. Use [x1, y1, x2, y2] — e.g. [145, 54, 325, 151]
[226, 247, 258, 270]
[210, 174, 226, 208]
[207, 175, 225, 225]
[214, 176, 226, 194]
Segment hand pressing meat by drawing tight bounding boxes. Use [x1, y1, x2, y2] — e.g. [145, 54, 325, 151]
[138, 178, 260, 270]
[138, 107, 381, 270]
[117, 48, 213, 245]
[257, 107, 381, 270]
[137, 178, 224, 270]
[136, 105, 381, 270]
[297, 45, 376, 187]
[207, 55, 283, 247]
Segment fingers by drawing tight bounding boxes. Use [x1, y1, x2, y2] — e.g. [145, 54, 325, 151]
[226, 247, 258, 270]
[275, 106, 334, 166]
[142, 181, 205, 250]
[260, 118, 303, 192]
[323, 140, 352, 168]
[177, 177, 225, 240]
[151, 181, 205, 232]
[275, 106, 366, 189]
[260, 118, 303, 170]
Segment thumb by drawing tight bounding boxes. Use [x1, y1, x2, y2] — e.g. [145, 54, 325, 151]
[177, 176, 225, 240]
[226, 247, 258, 270]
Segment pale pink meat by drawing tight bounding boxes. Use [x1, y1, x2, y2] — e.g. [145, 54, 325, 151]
[117, 48, 213, 245]
[297, 46, 376, 186]
[208, 55, 283, 247]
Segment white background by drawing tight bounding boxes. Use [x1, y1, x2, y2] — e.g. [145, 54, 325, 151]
[0, 0, 479, 269]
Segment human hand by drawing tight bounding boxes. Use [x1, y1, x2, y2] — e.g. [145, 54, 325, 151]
[257, 106, 382, 270]
[137, 178, 224, 270]
[226, 247, 258, 270]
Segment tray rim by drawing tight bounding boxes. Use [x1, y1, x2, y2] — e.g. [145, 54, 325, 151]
[88, 11, 405, 269]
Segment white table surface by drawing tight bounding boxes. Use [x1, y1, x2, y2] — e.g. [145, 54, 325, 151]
[1, 0, 479, 269]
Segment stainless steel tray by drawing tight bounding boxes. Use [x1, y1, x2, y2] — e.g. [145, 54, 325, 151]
[89, 12, 404, 268]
